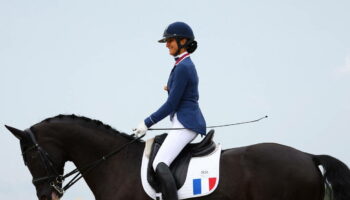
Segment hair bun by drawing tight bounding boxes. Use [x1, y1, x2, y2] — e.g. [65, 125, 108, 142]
[186, 40, 197, 53]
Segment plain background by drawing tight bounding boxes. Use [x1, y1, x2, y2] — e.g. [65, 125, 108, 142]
[1, 0, 349, 199]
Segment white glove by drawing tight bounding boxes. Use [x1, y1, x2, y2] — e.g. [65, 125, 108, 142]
[133, 121, 148, 137]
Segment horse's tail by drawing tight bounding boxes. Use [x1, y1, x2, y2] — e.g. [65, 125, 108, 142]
[313, 155, 350, 200]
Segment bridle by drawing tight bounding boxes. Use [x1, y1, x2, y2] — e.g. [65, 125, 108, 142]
[21, 128, 143, 197]
[22, 128, 65, 195]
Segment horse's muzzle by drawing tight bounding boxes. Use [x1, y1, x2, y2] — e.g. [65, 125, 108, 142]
[39, 192, 60, 200]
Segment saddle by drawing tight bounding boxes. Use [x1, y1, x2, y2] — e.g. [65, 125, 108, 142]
[147, 130, 216, 191]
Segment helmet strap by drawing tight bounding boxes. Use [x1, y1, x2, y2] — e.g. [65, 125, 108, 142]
[174, 38, 189, 57]
[174, 38, 182, 57]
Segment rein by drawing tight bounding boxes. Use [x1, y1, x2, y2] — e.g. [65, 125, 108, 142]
[23, 128, 144, 196]
[61, 134, 143, 192]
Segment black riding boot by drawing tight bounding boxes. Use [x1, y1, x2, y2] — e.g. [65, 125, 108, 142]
[155, 162, 179, 200]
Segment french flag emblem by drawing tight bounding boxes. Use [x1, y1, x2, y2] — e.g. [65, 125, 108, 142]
[192, 178, 217, 195]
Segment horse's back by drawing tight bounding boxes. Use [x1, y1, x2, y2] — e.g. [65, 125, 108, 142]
[208, 143, 324, 200]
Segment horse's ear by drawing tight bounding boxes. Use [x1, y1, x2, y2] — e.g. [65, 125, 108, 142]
[4, 125, 26, 140]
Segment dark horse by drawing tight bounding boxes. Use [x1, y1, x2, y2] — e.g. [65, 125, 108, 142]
[5, 114, 350, 200]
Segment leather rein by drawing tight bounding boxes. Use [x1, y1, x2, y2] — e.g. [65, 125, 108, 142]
[22, 128, 144, 196]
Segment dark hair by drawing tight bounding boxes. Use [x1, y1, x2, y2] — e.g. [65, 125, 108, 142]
[186, 40, 197, 53]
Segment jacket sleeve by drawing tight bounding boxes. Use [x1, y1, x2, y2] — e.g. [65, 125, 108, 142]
[144, 65, 189, 128]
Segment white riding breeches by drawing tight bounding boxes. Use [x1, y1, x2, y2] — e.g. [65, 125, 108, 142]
[152, 114, 198, 171]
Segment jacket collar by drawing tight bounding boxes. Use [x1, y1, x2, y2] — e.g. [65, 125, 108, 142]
[174, 52, 190, 65]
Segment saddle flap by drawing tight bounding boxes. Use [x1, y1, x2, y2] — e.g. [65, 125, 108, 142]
[147, 133, 168, 191]
[141, 142, 222, 200]
[147, 130, 216, 190]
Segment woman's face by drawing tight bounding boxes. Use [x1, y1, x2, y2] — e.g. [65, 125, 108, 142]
[166, 38, 187, 56]
[166, 38, 178, 56]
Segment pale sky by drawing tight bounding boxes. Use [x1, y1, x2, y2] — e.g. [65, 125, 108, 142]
[1, 0, 349, 199]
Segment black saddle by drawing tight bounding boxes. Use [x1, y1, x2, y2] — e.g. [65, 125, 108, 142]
[147, 129, 216, 191]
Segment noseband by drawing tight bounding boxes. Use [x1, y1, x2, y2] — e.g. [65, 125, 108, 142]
[22, 128, 143, 196]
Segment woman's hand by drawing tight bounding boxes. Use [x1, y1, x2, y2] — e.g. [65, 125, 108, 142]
[133, 121, 148, 137]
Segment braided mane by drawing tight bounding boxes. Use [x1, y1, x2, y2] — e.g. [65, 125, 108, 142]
[40, 114, 135, 140]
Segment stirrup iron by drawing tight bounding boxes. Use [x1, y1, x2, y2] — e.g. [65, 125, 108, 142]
[155, 193, 162, 200]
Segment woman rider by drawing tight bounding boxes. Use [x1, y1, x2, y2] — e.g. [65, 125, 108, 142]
[134, 22, 206, 200]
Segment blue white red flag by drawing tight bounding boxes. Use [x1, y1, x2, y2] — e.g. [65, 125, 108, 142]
[192, 177, 217, 195]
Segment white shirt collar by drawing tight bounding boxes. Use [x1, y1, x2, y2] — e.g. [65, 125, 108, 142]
[175, 51, 189, 59]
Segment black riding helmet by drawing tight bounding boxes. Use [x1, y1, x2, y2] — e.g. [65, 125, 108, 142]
[158, 22, 198, 55]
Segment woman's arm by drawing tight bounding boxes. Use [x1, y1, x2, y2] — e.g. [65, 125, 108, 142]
[144, 65, 189, 127]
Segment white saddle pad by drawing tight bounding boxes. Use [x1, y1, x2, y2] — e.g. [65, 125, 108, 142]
[140, 139, 222, 199]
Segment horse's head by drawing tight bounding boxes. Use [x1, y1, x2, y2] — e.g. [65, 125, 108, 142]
[5, 125, 64, 200]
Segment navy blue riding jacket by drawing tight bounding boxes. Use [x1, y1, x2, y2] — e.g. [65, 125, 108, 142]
[144, 55, 206, 135]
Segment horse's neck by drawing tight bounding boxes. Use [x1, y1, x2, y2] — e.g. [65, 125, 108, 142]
[62, 127, 121, 165]
[59, 125, 145, 198]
